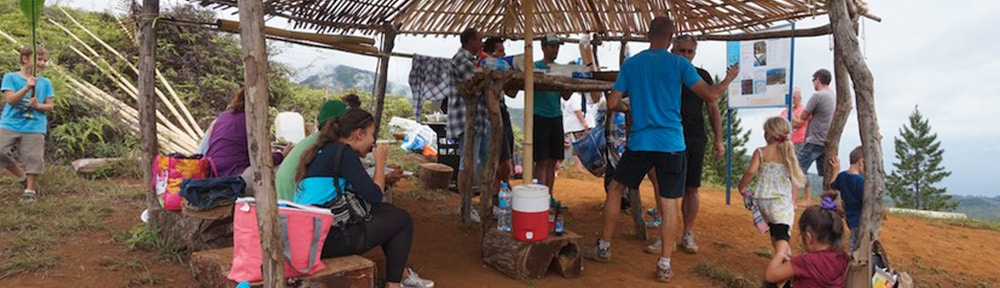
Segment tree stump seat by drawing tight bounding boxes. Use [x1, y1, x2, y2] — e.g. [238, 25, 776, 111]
[189, 247, 376, 288]
[482, 228, 583, 280]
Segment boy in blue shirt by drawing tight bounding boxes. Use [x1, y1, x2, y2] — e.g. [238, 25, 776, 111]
[830, 146, 865, 251]
[582, 16, 739, 283]
[0, 46, 56, 203]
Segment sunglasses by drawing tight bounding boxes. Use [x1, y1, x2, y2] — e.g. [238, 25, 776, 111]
[676, 48, 696, 54]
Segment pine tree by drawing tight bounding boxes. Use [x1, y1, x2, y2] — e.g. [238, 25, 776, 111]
[702, 75, 751, 187]
[887, 106, 956, 211]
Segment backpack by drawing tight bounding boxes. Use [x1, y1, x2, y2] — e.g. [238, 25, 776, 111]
[320, 145, 373, 227]
[153, 153, 216, 211]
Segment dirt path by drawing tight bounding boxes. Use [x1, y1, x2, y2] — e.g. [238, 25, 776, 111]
[2, 174, 997, 287]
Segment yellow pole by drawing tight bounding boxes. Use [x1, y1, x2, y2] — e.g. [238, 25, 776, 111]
[522, 0, 535, 182]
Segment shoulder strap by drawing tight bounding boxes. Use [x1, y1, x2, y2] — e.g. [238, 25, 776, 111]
[756, 148, 765, 165]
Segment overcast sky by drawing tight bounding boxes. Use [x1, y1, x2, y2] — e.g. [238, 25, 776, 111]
[65, 0, 999, 196]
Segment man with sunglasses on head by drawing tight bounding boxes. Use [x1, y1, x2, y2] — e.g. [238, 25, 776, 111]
[792, 69, 835, 207]
[643, 34, 724, 256]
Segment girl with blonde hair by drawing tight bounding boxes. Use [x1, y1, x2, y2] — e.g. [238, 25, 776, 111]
[738, 117, 806, 258]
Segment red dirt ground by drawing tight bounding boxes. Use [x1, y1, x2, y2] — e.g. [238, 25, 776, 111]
[2, 172, 998, 287]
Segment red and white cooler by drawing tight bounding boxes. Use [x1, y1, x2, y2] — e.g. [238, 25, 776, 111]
[511, 184, 550, 242]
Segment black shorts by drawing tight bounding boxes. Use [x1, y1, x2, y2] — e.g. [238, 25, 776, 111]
[685, 139, 707, 188]
[613, 150, 687, 199]
[533, 116, 564, 161]
[768, 223, 791, 242]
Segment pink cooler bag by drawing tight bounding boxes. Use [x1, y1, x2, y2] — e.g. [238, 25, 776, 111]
[228, 198, 334, 282]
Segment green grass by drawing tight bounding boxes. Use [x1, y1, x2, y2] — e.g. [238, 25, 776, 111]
[752, 247, 773, 259]
[0, 166, 146, 278]
[112, 223, 188, 263]
[693, 261, 760, 288]
[891, 211, 1000, 232]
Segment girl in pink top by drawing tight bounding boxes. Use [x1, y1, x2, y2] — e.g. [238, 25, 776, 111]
[765, 192, 850, 288]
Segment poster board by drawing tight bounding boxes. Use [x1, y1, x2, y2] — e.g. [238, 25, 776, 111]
[726, 37, 792, 109]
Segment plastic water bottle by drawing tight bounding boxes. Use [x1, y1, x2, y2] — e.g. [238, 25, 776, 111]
[496, 182, 513, 232]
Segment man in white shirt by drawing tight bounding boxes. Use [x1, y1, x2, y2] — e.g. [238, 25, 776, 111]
[562, 93, 588, 171]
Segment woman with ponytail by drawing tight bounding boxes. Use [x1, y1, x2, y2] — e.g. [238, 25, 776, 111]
[738, 117, 807, 260]
[764, 192, 850, 287]
[293, 108, 434, 288]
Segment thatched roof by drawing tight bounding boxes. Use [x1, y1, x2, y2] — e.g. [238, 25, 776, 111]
[195, 0, 837, 39]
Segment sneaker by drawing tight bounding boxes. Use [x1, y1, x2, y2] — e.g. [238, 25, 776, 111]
[456, 207, 481, 223]
[643, 238, 676, 254]
[20, 189, 36, 204]
[645, 216, 662, 228]
[681, 233, 699, 254]
[656, 262, 673, 282]
[401, 268, 435, 288]
[583, 240, 611, 263]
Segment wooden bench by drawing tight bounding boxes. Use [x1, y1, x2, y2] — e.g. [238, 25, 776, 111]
[482, 228, 583, 280]
[190, 247, 375, 288]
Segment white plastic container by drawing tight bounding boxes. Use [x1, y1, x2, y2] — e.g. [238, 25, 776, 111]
[274, 112, 306, 144]
[511, 184, 550, 242]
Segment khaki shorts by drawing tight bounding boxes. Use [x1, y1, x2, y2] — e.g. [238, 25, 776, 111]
[0, 128, 45, 174]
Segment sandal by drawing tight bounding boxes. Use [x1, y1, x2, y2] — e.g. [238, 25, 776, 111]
[20, 190, 37, 204]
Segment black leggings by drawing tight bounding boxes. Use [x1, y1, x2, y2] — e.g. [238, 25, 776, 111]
[321, 203, 414, 283]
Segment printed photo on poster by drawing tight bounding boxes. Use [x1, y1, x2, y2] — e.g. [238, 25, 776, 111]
[754, 80, 766, 94]
[753, 41, 767, 67]
[741, 79, 754, 95]
[767, 68, 787, 85]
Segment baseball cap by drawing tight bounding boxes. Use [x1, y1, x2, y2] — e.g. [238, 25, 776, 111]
[542, 33, 563, 46]
[317, 100, 348, 127]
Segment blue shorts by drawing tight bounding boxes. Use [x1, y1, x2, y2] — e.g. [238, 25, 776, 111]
[796, 143, 826, 176]
[456, 132, 489, 172]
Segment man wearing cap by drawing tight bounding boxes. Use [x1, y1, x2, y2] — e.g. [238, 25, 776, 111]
[275, 100, 347, 201]
[534, 33, 572, 207]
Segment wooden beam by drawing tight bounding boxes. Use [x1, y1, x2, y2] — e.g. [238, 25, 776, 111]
[138, 0, 160, 213]
[824, 45, 853, 192]
[828, 0, 885, 285]
[237, 0, 286, 286]
[591, 24, 832, 43]
[373, 22, 397, 136]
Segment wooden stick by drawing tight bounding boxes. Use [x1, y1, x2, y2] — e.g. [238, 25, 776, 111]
[522, 0, 536, 182]
[57, 8, 204, 136]
[139, 0, 162, 212]
[237, 0, 286, 285]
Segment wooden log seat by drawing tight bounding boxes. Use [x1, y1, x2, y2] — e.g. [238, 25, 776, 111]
[189, 247, 375, 288]
[482, 228, 583, 280]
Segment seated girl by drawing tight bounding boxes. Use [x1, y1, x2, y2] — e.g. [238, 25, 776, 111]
[765, 192, 851, 288]
[293, 108, 433, 288]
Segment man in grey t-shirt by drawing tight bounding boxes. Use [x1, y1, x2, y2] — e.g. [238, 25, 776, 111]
[793, 69, 835, 206]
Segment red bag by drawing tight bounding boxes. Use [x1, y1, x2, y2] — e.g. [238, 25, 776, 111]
[228, 198, 334, 282]
[152, 154, 216, 210]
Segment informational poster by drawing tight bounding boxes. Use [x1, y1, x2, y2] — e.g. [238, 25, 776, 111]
[726, 38, 792, 108]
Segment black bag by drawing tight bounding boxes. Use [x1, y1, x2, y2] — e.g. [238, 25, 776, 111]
[322, 145, 373, 228]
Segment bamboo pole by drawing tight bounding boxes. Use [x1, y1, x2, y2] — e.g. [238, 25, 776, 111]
[57, 7, 204, 136]
[522, 0, 536, 182]
[49, 19, 201, 141]
[139, 0, 161, 216]
[237, 0, 286, 285]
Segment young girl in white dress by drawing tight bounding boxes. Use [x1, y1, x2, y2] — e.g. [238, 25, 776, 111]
[738, 117, 807, 257]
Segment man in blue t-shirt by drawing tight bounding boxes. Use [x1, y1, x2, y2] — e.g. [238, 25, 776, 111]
[0, 45, 56, 203]
[582, 16, 739, 283]
[830, 146, 865, 251]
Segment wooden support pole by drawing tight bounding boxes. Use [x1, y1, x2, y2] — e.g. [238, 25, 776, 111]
[823, 49, 854, 191]
[522, 0, 535, 182]
[460, 95, 479, 228]
[138, 0, 160, 213]
[237, 0, 285, 286]
[481, 73, 506, 235]
[828, 0, 885, 285]
[373, 22, 397, 136]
